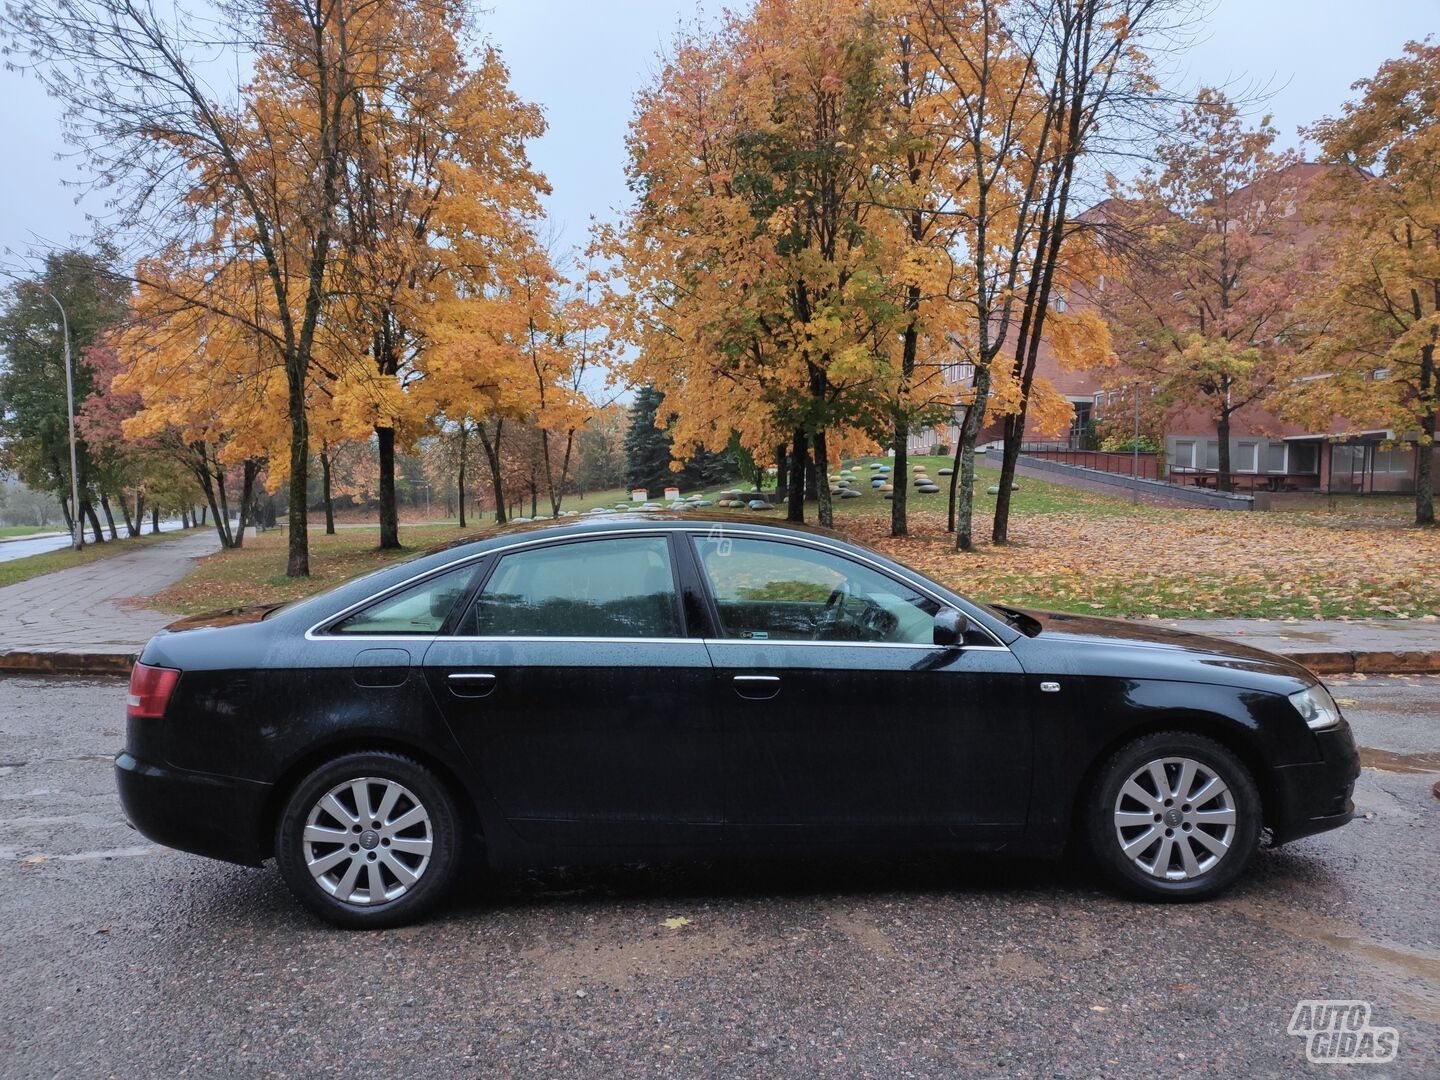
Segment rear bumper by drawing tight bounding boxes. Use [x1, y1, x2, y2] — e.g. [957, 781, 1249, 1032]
[1267, 724, 1362, 846]
[115, 751, 272, 866]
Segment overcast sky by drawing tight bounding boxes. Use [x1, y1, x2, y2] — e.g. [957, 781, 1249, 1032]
[1, 0, 1436, 270]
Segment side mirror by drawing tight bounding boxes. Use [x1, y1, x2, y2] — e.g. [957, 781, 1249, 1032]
[933, 608, 969, 648]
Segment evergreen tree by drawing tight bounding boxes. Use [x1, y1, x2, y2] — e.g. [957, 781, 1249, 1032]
[623, 385, 672, 494]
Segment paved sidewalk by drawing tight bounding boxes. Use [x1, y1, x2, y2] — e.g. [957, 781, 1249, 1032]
[1160, 617, 1440, 674]
[0, 531, 220, 672]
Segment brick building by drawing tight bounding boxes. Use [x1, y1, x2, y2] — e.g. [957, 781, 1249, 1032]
[908, 163, 1436, 495]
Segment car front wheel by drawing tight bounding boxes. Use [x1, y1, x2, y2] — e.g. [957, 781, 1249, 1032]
[1086, 731, 1261, 901]
[274, 751, 461, 928]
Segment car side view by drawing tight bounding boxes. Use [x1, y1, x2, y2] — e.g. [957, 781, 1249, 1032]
[116, 515, 1359, 928]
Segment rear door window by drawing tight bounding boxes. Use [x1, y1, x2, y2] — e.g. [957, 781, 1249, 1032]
[464, 536, 682, 638]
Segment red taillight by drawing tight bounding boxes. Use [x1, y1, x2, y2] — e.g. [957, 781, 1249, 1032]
[127, 663, 180, 719]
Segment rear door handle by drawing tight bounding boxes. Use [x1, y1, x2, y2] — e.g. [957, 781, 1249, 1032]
[733, 674, 780, 700]
[447, 672, 497, 698]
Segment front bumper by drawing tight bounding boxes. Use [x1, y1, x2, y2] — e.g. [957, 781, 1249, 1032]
[1266, 724, 1362, 846]
[115, 751, 273, 866]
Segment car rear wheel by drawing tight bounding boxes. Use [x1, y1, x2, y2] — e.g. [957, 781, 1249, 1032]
[1086, 731, 1261, 901]
[275, 751, 460, 929]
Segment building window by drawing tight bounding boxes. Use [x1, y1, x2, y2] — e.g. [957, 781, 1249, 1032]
[1265, 443, 1286, 474]
[1172, 441, 1196, 469]
[1288, 442, 1320, 475]
[1235, 441, 1259, 473]
[1374, 446, 1413, 474]
[1203, 440, 1220, 470]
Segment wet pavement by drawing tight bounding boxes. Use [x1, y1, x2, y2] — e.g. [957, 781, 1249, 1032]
[0, 674, 1435, 1078]
[0, 519, 185, 564]
[0, 530, 219, 658]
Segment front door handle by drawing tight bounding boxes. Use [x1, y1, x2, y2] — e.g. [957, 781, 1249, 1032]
[447, 672, 497, 698]
[733, 674, 780, 700]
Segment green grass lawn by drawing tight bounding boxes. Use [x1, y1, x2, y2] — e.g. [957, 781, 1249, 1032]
[0, 528, 202, 590]
[154, 525, 474, 614]
[0, 525, 64, 539]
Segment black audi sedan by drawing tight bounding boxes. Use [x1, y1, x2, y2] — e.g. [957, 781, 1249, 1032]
[117, 515, 1358, 928]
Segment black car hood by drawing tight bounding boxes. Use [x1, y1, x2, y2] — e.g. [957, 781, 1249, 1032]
[1013, 608, 1317, 685]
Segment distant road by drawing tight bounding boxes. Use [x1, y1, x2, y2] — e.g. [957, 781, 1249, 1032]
[0, 518, 187, 564]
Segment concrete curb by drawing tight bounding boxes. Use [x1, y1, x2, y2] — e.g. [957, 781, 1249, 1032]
[3, 647, 1438, 679]
[1285, 651, 1440, 676]
[0, 651, 138, 676]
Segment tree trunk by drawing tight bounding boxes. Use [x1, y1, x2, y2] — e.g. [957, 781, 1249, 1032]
[118, 492, 137, 538]
[60, 494, 75, 540]
[320, 447, 336, 535]
[235, 460, 259, 550]
[99, 493, 120, 540]
[992, 416, 1026, 543]
[813, 429, 833, 528]
[1216, 410, 1233, 493]
[284, 371, 309, 574]
[891, 408, 910, 539]
[1417, 426, 1435, 527]
[891, 295, 921, 538]
[477, 419, 506, 524]
[1417, 343, 1435, 526]
[82, 499, 105, 544]
[955, 367, 993, 552]
[190, 449, 232, 548]
[774, 443, 789, 504]
[376, 426, 399, 549]
[151, 506, 160, 533]
[946, 413, 968, 533]
[786, 429, 807, 523]
[181, 508, 190, 529]
[457, 424, 468, 529]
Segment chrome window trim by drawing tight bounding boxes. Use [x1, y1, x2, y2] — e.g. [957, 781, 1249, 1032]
[305, 528, 680, 641]
[704, 639, 1011, 652]
[303, 524, 1008, 651]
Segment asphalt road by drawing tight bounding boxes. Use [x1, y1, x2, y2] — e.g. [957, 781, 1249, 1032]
[0, 519, 186, 564]
[1, 674, 1435, 1079]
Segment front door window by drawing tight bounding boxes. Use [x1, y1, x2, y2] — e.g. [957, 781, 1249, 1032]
[691, 536, 939, 643]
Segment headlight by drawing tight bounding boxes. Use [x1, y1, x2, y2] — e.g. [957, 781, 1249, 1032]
[1289, 685, 1343, 731]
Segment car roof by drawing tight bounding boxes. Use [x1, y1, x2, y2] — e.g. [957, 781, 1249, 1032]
[417, 511, 854, 559]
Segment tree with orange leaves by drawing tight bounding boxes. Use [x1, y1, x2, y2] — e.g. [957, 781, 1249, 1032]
[1282, 42, 1440, 526]
[337, 7, 547, 547]
[1099, 89, 1313, 493]
[612, 0, 913, 528]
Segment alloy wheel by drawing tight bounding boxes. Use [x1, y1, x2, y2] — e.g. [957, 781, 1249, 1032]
[302, 777, 434, 905]
[1112, 756, 1237, 881]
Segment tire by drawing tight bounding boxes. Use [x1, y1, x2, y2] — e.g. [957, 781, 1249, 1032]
[1085, 731, 1261, 902]
[274, 751, 462, 929]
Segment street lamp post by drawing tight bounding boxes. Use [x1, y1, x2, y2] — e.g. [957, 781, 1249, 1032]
[47, 293, 83, 551]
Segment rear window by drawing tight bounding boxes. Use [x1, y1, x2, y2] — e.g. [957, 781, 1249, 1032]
[333, 564, 478, 635]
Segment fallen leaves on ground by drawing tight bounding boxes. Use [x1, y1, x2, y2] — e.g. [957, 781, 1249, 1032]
[852, 505, 1440, 619]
